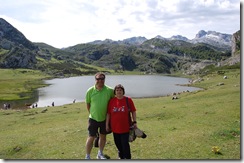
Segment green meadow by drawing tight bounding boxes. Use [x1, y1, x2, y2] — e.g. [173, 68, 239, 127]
[0, 69, 50, 101]
[0, 68, 240, 159]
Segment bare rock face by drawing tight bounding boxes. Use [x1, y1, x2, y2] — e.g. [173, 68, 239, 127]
[0, 18, 37, 50]
[231, 30, 240, 57]
[2, 46, 37, 68]
[219, 30, 241, 66]
[190, 30, 232, 51]
[186, 29, 240, 74]
[0, 18, 37, 68]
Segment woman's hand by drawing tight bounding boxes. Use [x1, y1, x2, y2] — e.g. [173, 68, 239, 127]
[106, 125, 111, 132]
[132, 121, 138, 129]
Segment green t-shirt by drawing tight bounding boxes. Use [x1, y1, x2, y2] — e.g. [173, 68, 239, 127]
[86, 85, 114, 122]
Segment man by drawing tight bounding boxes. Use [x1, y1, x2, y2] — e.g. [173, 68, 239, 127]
[85, 72, 114, 159]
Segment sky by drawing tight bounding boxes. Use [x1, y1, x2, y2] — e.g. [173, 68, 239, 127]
[0, 0, 241, 49]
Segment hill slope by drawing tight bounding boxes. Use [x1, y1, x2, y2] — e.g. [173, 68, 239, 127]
[0, 18, 240, 76]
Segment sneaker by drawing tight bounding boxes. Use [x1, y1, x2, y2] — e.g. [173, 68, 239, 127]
[85, 155, 90, 159]
[97, 153, 107, 159]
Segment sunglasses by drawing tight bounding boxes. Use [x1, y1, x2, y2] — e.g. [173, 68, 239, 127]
[96, 78, 105, 81]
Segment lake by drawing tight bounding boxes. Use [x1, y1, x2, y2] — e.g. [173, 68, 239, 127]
[36, 75, 201, 108]
[1, 75, 202, 109]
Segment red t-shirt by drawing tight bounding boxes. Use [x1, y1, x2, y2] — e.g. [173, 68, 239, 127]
[107, 96, 136, 134]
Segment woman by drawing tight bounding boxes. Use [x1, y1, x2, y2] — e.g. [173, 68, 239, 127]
[106, 84, 137, 159]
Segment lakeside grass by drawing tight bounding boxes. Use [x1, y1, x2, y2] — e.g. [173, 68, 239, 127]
[0, 68, 240, 159]
[0, 69, 50, 101]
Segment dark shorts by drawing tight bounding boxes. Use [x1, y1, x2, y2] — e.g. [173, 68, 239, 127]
[88, 118, 107, 136]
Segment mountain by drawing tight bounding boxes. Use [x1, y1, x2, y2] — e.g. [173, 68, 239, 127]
[0, 18, 37, 50]
[190, 30, 232, 50]
[119, 36, 147, 45]
[88, 36, 147, 45]
[153, 30, 231, 51]
[231, 30, 240, 56]
[88, 39, 119, 45]
[87, 30, 232, 50]
[0, 18, 239, 76]
[169, 35, 189, 42]
[155, 35, 167, 40]
[0, 18, 38, 68]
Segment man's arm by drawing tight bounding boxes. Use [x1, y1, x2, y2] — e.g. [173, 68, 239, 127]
[86, 103, 90, 113]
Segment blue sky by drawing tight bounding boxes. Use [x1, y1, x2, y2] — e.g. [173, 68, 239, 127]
[0, 0, 240, 48]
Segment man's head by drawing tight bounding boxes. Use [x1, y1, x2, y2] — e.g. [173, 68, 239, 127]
[95, 72, 106, 88]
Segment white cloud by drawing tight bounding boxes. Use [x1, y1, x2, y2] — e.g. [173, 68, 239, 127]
[0, 0, 240, 48]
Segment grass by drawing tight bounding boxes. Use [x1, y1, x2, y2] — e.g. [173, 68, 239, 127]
[0, 68, 240, 160]
[0, 69, 50, 101]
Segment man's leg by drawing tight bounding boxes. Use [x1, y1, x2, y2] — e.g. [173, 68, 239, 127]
[97, 134, 107, 159]
[85, 136, 95, 159]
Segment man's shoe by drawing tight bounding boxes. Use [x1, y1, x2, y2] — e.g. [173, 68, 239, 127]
[85, 155, 90, 159]
[97, 154, 107, 159]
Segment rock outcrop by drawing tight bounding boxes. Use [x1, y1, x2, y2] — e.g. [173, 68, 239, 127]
[0, 18, 37, 68]
[231, 30, 240, 56]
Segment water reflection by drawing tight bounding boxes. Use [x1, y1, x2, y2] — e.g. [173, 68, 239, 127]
[35, 75, 201, 108]
[0, 89, 39, 110]
[1, 75, 202, 109]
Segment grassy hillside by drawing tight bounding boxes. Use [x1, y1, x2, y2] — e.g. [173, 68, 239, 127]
[0, 68, 240, 159]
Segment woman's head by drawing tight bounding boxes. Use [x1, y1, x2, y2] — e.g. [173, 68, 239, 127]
[114, 84, 125, 95]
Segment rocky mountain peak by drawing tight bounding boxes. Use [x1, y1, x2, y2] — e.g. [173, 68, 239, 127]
[0, 18, 36, 50]
[191, 30, 232, 49]
[0, 18, 37, 68]
[154, 35, 167, 40]
[169, 35, 189, 41]
[195, 30, 207, 38]
[121, 36, 147, 45]
[194, 30, 231, 42]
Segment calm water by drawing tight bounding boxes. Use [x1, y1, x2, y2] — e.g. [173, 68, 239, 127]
[1, 75, 202, 109]
[36, 75, 201, 108]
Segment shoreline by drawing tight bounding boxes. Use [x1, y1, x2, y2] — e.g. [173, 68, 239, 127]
[0, 87, 203, 111]
[0, 72, 196, 111]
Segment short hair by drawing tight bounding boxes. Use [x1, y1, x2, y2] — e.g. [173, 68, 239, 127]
[95, 72, 106, 79]
[114, 84, 125, 95]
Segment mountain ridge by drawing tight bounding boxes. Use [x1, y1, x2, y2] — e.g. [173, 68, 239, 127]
[86, 30, 232, 50]
[0, 18, 240, 76]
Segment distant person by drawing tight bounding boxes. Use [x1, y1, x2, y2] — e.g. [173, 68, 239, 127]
[3, 103, 7, 110]
[106, 84, 137, 159]
[73, 99, 76, 103]
[35, 103, 38, 108]
[52, 102, 54, 107]
[84, 72, 114, 159]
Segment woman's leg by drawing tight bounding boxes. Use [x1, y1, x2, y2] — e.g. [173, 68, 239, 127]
[113, 133, 124, 159]
[120, 133, 131, 159]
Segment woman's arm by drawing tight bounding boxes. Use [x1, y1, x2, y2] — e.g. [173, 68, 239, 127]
[131, 111, 137, 128]
[106, 113, 111, 132]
